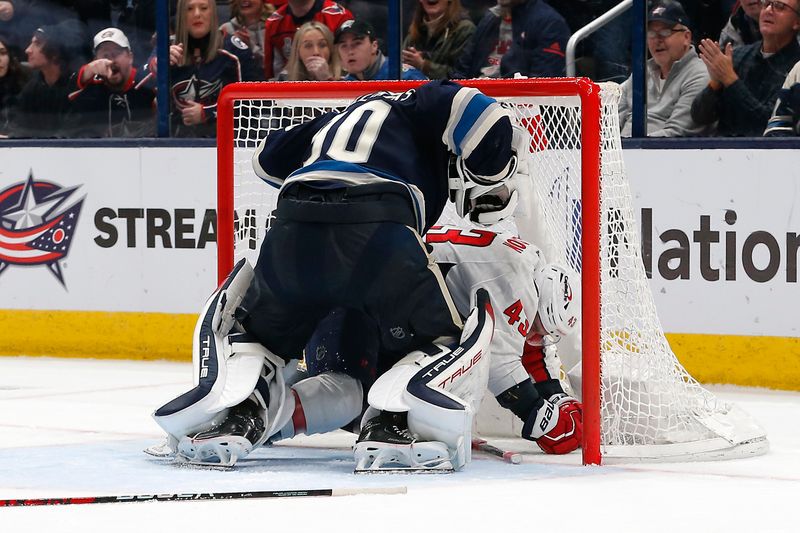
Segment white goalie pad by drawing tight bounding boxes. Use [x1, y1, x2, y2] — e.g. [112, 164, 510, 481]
[153, 332, 286, 443]
[365, 289, 495, 470]
[152, 259, 286, 441]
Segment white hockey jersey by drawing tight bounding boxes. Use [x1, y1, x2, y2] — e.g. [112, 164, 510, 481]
[426, 225, 560, 397]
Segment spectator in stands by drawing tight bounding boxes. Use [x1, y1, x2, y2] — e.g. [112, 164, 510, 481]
[401, 0, 475, 79]
[690, 0, 800, 136]
[284, 21, 341, 80]
[451, 0, 570, 79]
[0, 33, 28, 135]
[719, 0, 763, 48]
[67, 28, 156, 137]
[618, 1, 712, 136]
[764, 58, 800, 134]
[336, 19, 427, 80]
[12, 24, 75, 137]
[0, 1, 17, 56]
[154, 0, 263, 137]
[461, 0, 496, 24]
[264, 0, 352, 79]
[220, 0, 272, 67]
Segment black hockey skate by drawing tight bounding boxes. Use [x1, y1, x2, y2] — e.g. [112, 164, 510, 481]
[177, 400, 266, 467]
[354, 411, 453, 473]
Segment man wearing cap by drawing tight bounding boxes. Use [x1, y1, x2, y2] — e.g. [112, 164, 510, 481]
[691, 0, 800, 136]
[618, 1, 712, 137]
[67, 27, 156, 137]
[336, 19, 427, 81]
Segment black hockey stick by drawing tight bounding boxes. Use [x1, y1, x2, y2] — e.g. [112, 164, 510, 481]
[0, 486, 407, 507]
[472, 438, 522, 464]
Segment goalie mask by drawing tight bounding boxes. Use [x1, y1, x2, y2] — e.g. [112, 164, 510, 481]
[448, 154, 520, 226]
[533, 264, 578, 342]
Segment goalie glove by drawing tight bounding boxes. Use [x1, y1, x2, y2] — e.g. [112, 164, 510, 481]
[522, 393, 582, 455]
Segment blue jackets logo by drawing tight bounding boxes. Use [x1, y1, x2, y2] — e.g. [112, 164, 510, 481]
[0, 171, 85, 286]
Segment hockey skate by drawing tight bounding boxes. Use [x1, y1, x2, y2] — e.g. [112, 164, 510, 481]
[353, 411, 454, 473]
[176, 400, 266, 468]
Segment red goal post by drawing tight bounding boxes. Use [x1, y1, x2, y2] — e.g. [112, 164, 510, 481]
[216, 79, 767, 466]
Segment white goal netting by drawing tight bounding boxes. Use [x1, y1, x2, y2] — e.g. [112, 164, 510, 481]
[221, 80, 767, 462]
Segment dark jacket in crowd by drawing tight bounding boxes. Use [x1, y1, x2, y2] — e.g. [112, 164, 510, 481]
[452, 0, 570, 79]
[11, 70, 71, 137]
[67, 66, 156, 137]
[0, 65, 29, 135]
[690, 39, 800, 136]
[402, 15, 475, 79]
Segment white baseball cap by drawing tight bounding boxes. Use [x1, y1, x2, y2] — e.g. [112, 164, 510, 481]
[93, 28, 131, 51]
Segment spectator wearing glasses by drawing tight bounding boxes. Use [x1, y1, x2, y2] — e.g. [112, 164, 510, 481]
[719, 0, 763, 48]
[691, 0, 800, 136]
[618, 1, 712, 136]
[764, 59, 800, 134]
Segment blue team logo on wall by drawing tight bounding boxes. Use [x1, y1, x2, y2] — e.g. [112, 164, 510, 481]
[0, 170, 85, 287]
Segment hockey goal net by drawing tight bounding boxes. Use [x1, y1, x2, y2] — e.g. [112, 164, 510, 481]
[216, 79, 767, 465]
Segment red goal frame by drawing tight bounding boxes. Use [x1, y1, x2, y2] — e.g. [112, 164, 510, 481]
[216, 79, 604, 465]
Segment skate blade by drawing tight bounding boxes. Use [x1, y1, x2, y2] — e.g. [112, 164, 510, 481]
[354, 466, 454, 474]
[174, 454, 237, 470]
[176, 435, 251, 468]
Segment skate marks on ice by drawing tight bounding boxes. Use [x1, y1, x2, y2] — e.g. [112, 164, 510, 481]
[0, 434, 593, 498]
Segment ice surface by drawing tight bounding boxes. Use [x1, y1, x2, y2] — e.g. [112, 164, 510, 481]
[1, 357, 798, 532]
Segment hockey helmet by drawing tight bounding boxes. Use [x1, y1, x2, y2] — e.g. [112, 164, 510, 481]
[533, 264, 578, 342]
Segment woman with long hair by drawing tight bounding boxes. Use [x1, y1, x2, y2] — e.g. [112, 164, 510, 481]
[0, 35, 28, 135]
[284, 21, 340, 81]
[164, 0, 263, 136]
[402, 0, 475, 79]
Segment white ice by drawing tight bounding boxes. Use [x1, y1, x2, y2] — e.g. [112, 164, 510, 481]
[1, 356, 798, 533]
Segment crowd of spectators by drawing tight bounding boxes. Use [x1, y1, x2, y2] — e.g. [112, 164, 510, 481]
[0, 0, 799, 138]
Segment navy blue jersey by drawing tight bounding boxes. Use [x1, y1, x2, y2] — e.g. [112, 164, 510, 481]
[253, 80, 515, 233]
[165, 35, 263, 137]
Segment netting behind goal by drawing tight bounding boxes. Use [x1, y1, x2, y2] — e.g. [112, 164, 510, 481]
[217, 79, 767, 464]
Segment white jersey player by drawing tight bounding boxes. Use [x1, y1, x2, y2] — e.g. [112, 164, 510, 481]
[425, 225, 582, 454]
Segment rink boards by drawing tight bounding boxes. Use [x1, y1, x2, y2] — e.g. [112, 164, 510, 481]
[0, 145, 798, 390]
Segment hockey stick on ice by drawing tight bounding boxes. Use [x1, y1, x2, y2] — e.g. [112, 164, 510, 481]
[0, 486, 407, 507]
[472, 438, 522, 464]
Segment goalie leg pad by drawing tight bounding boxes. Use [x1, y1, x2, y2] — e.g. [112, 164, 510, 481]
[360, 289, 495, 471]
[152, 332, 284, 440]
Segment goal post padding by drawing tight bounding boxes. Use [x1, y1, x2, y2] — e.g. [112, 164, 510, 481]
[216, 79, 767, 465]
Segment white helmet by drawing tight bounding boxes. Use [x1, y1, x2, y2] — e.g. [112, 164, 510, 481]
[533, 264, 578, 342]
[449, 154, 519, 226]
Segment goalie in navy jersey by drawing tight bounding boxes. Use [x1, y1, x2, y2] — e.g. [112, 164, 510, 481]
[149, 80, 529, 471]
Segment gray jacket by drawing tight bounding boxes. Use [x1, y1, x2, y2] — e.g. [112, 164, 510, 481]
[619, 46, 713, 137]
